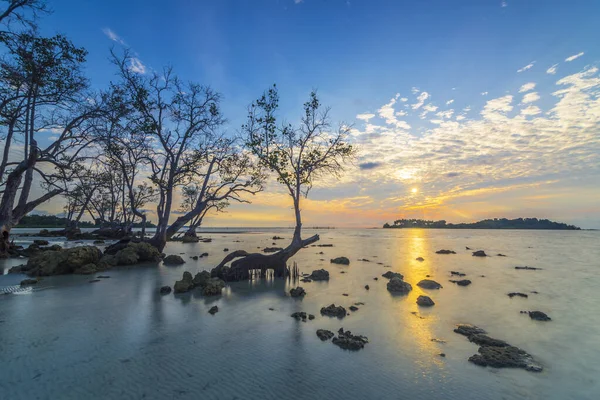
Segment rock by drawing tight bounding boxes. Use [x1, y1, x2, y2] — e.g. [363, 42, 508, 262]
[109, 242, 161, 266]
[291, 312, 307, 320]
[308, 269, 330, 281]
[358, 258, 370, 262]
[332, 328, 369, 350]
[373, 277, 378, 281]
[515, 266, 541, 270]
[439, 353, 446, 357]
[342, 293, 349, 296]
[454, 324, 487, 337]
[308, 314, 315, 320]
[466, 246, 471, 250]
[497, 253, 506, 257]
[450, 271, 466, 277]
[192, 271, 210, 287]
[202, 278, 225, 296]
[469, 345, 542, 372]
[320, 304, 347, 318]
[469, 334, 509, 347]
[415, 257, 425, 262]
[192, 256, 199, 260]
[472, 250, 487, 257]
[354, 302, 365, 306]
[316, 329, 335, 341]
[417, 279, 442, 289]
[290, 287, 306, 297]
[25, 246, 102, 276]
[163, 255, 185, 265]
[182, 235, 200, 243]
[449, 279, 472, 286]
[386, 277, 412, 294]
[508, 292, 528, 298]
[382, 271, 404, 280]
[93, 240, 105, 245]
[364, 285, 370, 290]
[436, 249, 456, 254]
[263, 247, 283, 253]
[33, 240, 49, 246]
[159, 286, 172, 294]
[317, 244, 334, 247]
[330, 257, 350, 265]
[300, 278, 312, 283]
[208, 306, 219, 315]
[528, 311, 551, 321]
[74, 263, 97, 275]
[174, 271, 194, 293]
[272, 236, 284, 240]
[349, 305, 359, 311]
[416, 295, 435, 306]
[200, 252, 209, 258]
[20, 279, 38, 286]
[223, 248, 229, 252]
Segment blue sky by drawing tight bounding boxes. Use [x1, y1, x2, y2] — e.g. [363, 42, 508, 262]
[33, 0, 600, 228]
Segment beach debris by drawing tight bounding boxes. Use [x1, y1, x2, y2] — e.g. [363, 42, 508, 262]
[449, 279, 472, 286]
[508, 292, 528, 298]
[316, 244, 334, 247]
[416, 295, 435, 306]
[208, 306, 219, 315]
[387, 277, 412, 294]
[320, 304, 347, 318]
[436, 249, 456, 254]
[454, 324, 543, 372]
[472, 250, 487, 257]
[290, 287, 306, 297]
[308, 269, 330, 281]
[163, 255, 185, 265]
[417, 279, 443, 289]
[330, 256, 350, 265]
[316, 329, 335, 341]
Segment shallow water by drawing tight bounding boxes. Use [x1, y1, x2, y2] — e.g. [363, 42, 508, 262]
[1, 228, 599, 400]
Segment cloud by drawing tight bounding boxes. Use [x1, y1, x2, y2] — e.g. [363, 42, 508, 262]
[358, 162, 383, 170]
[565, 52, 584, 62]
[356, 113, 375, 122]
[520, 105, 541, 116]
[446, 99, 454, 105]
[546, 64, 558, 75]
[501, 1, 507, 7]
[130, 57, 147, 74]
[411, 91, 430, 110]
[102, 28, 126, 45]
[481, 92, 488, 96]
[294, 0, 303, 3]
[519, 82, 536, 93]
[377, 94, 411, 129]
[517, 62, 535, 73]
[521, 92, 540, 104]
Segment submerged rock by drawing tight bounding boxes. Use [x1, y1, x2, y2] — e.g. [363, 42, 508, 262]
[436, 249, 456, 254]
[454, 324, 487, 337]
[382, 271, 404, 280]
[309, 269, 330, 281]
[417, 279, 442, 289]
[416, 295, 435, 307]
[472, 250, 487, 257]
[209, 306, 219, 315]
[332, 328, 369, 351]
[387, 277, 412, 294]
[159, 286, 172, 294]
[316, 329, 335, 341]
[449, 279, 472, 286]
[515, 266, 542, 270]
[330, 257, 350, 265]
[469, 334, 509, 347]
[163, 255, 185, 265]
[290, 287, 306, 297]
[415, 257, 425, 262]
[320, 304, 347, 318]
[291, 312, 307, 321]
[508, 292, 528, 298]
[528, 311, 551, 321]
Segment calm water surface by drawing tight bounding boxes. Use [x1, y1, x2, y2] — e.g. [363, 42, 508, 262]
[1, 229, 599, 400]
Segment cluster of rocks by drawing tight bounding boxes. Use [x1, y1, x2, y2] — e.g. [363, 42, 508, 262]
[330, 256, 350, 265]
[172, 271, 225, 296]
[291, 312, 315, 321]
[9, 245, 104, 276]
[316, 328, 369, 350]
[454, 324, 542, 372]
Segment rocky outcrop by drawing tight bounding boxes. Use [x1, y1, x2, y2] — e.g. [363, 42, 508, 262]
[330, 257, 350, 265]
[320, 304, 347, 318]
[454, 324, 542, 372]
[387, 277, 412, 294]
[308, 269, 330, 281]
[436, 249, 456, 254]
[332, 328, 369, 351]
[472, 250, 487, 257]
[416, 295, 435, 306]
[174, 271, 194, 293]
[382, 271, 404, 280]
[290, 287, 306, 297]
[163, 255, 185, 265]
[316, 329, 335, 341]
[100, 242, 162, 268]
[417, 279, 442, 289]
[449, 279, 472, 286]
[23, 246, 102, 276]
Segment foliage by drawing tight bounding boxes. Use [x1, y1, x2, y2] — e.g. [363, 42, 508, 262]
[383, 218, 580, 230]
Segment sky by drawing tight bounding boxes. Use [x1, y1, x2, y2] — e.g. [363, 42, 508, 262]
[28, 0, 600, 228]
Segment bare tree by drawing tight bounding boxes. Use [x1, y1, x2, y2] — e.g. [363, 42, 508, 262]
[0, 0, 48, 30]
[212, 86, 355, 280]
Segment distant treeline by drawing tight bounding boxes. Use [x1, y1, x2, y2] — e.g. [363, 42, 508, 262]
[383, 218, 580, 230]
[16, 215, 156, 229]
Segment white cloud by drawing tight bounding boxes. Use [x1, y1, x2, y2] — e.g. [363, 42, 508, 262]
[501, 1, 507, 7]
[521, 92, 540, 104]
[400, 98, 408, 102]
[436, 110, 454, 119]
[356, 113, 375, 122]
[130, 57, 147, 74]
[521, 105, 541, 116]
[294, 0, 304, 3]
[517, 62, 535, 73]
[481, 92, 488, 96]
[565, 52, 584, 62]
[102, 28, 126, 45]
[377, 94, 411, 130]
[446, 99, 454, 105]
[411, 91, 430, 110]
[456, 115, 466, 121]
[546, 64, 558, 75]
[519, 82, 536, 93]
[411, 87, 420, 94]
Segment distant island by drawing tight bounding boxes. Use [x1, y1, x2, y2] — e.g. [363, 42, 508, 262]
[16, 215, 156, 229]
[383, 218, 580, 230]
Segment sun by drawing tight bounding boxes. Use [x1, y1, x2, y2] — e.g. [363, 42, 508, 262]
[411, 187, 418, 194]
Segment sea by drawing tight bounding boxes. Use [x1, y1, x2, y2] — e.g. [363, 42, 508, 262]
[1, 228, 599, 400]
